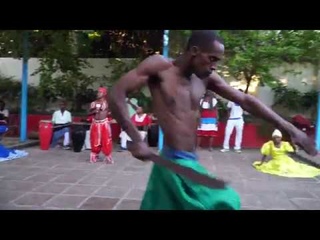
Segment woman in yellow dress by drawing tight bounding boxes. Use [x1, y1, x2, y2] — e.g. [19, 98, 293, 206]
[253, 129, 320, 178]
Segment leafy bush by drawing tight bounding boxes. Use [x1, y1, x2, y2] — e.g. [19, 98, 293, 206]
[272, 83, 317, 114]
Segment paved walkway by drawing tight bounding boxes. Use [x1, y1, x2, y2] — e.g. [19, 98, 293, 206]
[0, 147, 320, 210]
[1, 137, 39, 149]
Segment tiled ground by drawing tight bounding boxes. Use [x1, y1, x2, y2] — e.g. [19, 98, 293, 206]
[0, 147, 320, 210]
[0, 137, 38, 149]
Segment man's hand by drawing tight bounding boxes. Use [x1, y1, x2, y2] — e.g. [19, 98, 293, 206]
[290, 130, 317, 156]
[127, 141, 154, 161]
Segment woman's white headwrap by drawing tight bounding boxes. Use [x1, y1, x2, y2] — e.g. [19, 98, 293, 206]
[272, 129, 282, 138]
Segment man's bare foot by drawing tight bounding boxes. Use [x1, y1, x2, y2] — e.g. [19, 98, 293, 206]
[104, 156, 114, 164]
[90, 153, 98, 163]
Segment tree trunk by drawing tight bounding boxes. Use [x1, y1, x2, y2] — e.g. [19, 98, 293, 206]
[245, 78, 252, 93]
[313, 61, 320, 90]
[243, 70, 252, 94]
[69, 31, 78, 55]
[311, 62, 319, 121]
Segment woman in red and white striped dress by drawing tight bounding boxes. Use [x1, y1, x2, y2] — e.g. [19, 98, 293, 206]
[197, 91, 218, 151]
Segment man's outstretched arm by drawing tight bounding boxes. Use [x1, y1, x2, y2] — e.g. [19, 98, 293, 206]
[207, 72, 317, 156]
[108, 55, 172, 143]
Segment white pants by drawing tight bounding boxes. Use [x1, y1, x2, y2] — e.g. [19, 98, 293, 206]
[223, 119, 244, 150]
[84, 130, 91, 149]
[119, 131, 147, 149]
[63, 132, 70, 146]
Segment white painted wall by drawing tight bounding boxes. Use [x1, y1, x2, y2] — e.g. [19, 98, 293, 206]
[0, 57, 317, 108]
[221, 63, 317, 107]
[269, 63, 317, 93]
[0, 57, 135, 87]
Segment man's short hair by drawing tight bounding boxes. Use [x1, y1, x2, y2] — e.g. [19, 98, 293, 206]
[186, 30, 223, 51]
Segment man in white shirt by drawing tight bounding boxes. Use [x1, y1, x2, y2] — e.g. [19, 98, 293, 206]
[221, 89, 244, 153]
[119, 97, 138, 150]
[51, 101, 72, 150]
[0, 100, 9, 125]
[127, 97, 138, 117]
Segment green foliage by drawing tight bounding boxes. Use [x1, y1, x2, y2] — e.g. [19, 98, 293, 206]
[301, 89, 317, 109]
[217, 30, 303, 91]
[272, 83, 303, 110]
[216, 99, 228, 121]
[0, 30, 102, 111]
[0, 74, 40, 113]
[106, 58, 141, 84]
[29, 31, 97, 111]
[272, 83, 317, 113]
[106, 57, 152, 112]
[158, 30, 301, 92]
[2, 30, 320, 115]
[278, 30, 320, 64]
[0, 74, 20, 99]
[168, 30, 191, 58]
[0, 30, 24, 58]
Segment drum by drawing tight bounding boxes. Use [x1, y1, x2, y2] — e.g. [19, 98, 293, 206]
[148, 124, 159, 147]
[39, 120, 53, 150]
[71, 123, 87, 152]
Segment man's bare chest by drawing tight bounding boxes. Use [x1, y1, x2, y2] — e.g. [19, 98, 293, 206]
[149, 73, 206, 110]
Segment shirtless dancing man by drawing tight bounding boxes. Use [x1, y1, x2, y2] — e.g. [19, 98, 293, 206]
[89, 87, 113, 164]
[109, 30, 317, 210]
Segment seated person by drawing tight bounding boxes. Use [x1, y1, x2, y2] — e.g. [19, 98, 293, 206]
[0, 120, 28, 162]
[51, 101, 72, 150]
[0, 124, 8, 141]
[119, 106, 151, 150]
[0, 100, 9, 125]
[253, 129, 320, 178]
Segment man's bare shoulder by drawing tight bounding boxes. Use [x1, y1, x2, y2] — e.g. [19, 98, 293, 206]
[205, 71, 229, 89]
[137, 54, 173, 76]
[208, 71, 224, 82]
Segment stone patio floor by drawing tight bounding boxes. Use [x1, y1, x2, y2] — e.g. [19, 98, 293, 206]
[0, 146, 320, 210]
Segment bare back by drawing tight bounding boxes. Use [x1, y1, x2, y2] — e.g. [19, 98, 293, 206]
[148, 66, 206, 151]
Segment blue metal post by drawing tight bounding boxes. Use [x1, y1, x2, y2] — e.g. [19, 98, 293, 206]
[20, 31, 29, 142]
[316, 91, 320, 151]
[158, 30, 169, 151]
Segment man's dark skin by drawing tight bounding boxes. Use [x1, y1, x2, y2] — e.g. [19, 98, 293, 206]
[109, 31, 317, 162]
[54, 101, 71, 130]
[258, 135, 283, 166]
[89, 90, 109, 121]
[257, 133, 298, 166]
[60, 102, 66, 114]
[0, 101, 8, 123]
